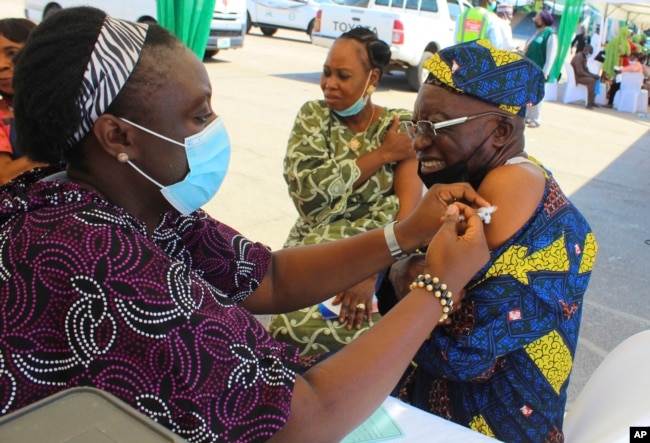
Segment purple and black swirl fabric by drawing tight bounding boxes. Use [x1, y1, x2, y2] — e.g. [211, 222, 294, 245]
[0, 170, 302, 442]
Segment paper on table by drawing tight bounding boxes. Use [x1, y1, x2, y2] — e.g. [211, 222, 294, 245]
[340, 405, 404, 443]
[319, 297, 341, 319]
[319, 296, 380, 320]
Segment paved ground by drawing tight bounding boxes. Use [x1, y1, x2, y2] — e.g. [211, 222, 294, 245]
[3, 0, 650, 417]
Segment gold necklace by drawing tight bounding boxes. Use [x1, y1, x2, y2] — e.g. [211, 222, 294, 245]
[348, 105, 375, 151]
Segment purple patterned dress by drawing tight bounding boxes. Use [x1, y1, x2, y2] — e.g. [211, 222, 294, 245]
[0, 169, 303, 442]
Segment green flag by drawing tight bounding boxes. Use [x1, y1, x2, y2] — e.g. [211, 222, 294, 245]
[549, 0, 585, 82]
[157, 0, 217, 58]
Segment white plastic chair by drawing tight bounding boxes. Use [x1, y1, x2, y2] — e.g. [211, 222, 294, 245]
[562, 61, 588, 105]
[637, 89, 648, 113]
[586, 59, 602, 78]
[563, 330, 650, 443]
[595, 82, 607, 105]
[613, 72, 644, 113]
[544, 80, 558, 102]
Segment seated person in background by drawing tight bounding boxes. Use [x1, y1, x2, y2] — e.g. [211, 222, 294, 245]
[606, 51, 644, 108]
[0, 18, 48, 184]
[570, 44, 601, 109]
[267, 27, 422, 356]
[640, 53, 650, 91]
[376, 40, 598, 442]
[0, 7, 491, 442]
[602, 26, 631, 105]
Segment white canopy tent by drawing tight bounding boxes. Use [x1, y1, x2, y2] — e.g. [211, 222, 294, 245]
[587, 0, 650, 31]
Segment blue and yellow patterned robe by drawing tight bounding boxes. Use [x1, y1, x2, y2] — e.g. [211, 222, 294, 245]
[394, 159, 598, 443]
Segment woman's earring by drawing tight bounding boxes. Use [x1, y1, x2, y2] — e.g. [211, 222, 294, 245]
[367, 85, 376, 96]
[117, 153, 129, 163]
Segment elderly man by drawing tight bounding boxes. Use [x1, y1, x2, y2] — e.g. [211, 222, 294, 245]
[570, 44, 600, 109]
[378, 40, 598, 442]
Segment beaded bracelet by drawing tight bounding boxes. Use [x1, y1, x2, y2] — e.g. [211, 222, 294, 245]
[409, 274, 453, 323]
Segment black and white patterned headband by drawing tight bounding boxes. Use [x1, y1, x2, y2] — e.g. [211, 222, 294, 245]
[68, 15, 148, 148]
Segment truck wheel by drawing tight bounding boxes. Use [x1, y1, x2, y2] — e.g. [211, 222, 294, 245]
[406, 50, 433, 92]
[204, 50, 219, 59]
[260, 26, 278, 36]
[307, 20, 314, 41]
[246, 12, 252, 33]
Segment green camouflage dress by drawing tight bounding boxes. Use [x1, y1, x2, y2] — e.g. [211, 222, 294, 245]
[267, 100, 412, 356]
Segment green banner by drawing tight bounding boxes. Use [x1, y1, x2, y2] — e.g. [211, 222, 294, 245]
[157, 0, 217, 58]
[549, 0, 585, 82]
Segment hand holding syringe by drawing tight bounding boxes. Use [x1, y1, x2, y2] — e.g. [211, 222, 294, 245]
[459, 206, 497, 224]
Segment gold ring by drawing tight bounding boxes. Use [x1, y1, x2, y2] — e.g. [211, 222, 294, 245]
[356, 303, 366, 310]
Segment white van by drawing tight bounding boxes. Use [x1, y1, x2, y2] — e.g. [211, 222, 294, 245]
[23, 0, 247, 57]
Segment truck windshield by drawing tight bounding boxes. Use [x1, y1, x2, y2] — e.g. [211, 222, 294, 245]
[419, 0, 438, 12]
[447, 0, 462, 19]
[375, 0, 438, 11]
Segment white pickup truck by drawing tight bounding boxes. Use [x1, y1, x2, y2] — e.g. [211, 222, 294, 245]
[24, 0, 247, 58]
[312, 0, 472, 91]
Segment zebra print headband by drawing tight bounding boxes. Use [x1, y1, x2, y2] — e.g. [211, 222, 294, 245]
[68, 16, 148, 148]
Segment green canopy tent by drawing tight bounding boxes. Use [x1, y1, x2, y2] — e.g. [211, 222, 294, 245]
[548, 0, 586, 82]
[157, 0, 217, 58]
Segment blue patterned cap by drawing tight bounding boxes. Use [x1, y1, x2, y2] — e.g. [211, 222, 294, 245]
[423, 40, 545, 116]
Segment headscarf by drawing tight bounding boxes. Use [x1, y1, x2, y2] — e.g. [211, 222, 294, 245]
[422, 40, 545, 117]
[539, 10, 554, 27]
[67, 16, 148, 148]
[603, 25, 630, 79]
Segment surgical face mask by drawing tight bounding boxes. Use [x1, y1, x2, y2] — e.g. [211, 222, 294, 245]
[120, 117, 231, 215]
[418, 161, 487, 190]
[332, 72, 372, 117]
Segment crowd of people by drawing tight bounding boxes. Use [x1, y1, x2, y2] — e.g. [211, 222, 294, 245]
[570, 22, 649, 109]
[0, 5, 602, 443]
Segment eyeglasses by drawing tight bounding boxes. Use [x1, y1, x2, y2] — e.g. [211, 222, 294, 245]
[402, 111, 513, 140]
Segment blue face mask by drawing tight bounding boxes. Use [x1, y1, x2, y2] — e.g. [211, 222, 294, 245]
[332, 72, 372, 117]
[120, 117, 231, 215]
